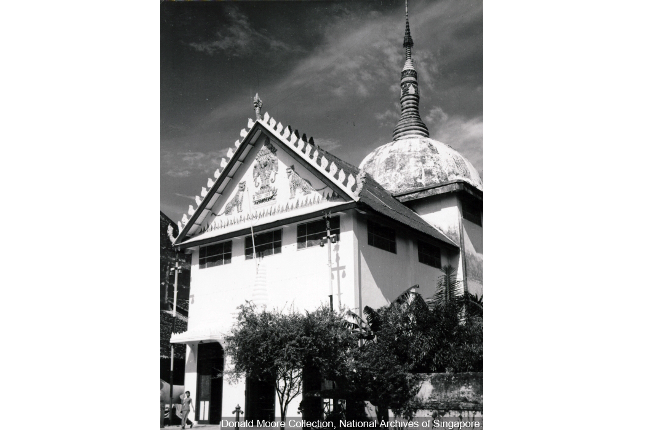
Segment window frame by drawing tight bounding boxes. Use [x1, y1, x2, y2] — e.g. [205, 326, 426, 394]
[198, 240, 233, 269]
[367, 220, 397, 254]
[418, 240, 441, 269]
[244, 229, 283, 260]
[296, 216, 341, 250]
[462, 199, 482, 226]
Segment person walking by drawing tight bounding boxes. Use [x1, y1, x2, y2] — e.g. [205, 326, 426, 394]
[180, 391, 194, 429]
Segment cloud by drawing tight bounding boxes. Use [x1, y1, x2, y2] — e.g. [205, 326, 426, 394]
[161, 148, 229, 178]
[375, 109, 399, 127]
[424, 106, 483, 174]
[166, 169, 192, 178]
[275, 0, 474, 103]
[315, 138, 341, 152]
[375, 102, 400, 127]
[189, 6, 295, 57]
[174, 193, 197, 200]
[424, 106, 449, 127]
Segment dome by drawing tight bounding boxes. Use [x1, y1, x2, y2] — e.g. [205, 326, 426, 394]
[359, 137, 483, 195]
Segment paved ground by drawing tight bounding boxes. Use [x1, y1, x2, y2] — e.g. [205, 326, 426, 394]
[161, 425, 220, 429]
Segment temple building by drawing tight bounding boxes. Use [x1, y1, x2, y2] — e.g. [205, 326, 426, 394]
[168, 5, 482, 425]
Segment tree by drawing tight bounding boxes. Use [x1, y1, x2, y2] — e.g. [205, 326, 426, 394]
[225, 303, 305, 427]
[346, 292, 431, 421]
[225, 303, 359, 426]
[423, 265, 483, 373]
[346, 266, 483, 418]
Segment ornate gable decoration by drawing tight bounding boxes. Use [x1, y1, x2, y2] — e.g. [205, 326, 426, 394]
[287, 165, 314, 199]
[224, 182, 246, 215]
[252, 141, 278, 205]
[175, 109, 367, 239]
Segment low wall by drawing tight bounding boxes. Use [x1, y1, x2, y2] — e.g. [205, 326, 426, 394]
[415, 372, 482, 411]
[414, 372, 482, 427]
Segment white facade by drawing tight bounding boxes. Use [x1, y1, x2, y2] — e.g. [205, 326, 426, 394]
[169, 115, 472, 424]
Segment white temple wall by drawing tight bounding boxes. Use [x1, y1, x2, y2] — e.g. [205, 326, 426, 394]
[462, 218, 483, 297]
[183, 343, 198, 423]
[355, 216, 448, 310]
[406, 194, 462, 244]
[404, 194, 475, 295]
[185, 212, 356, 337]
[220, 355, 247, 421]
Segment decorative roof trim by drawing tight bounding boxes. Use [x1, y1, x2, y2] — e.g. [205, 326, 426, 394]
[175, 202, 356, 250]
[173, 113, 365, 245]
[256, 112, 362, 201]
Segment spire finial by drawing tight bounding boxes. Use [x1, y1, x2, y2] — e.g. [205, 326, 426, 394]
[403, 0, 414, 59]
[391, 0, 429, 141]
[253, 93, 263, 120]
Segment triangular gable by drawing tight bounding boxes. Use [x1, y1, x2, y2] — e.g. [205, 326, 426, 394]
[173, 113, 364, 245]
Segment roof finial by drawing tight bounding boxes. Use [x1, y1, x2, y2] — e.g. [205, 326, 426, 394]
[253, 93, 263, 121]
[403, 0, 413, 60]
[392, 0, 429, 141]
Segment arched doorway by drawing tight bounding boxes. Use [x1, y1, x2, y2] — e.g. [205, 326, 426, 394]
[196, 342, 224, 424]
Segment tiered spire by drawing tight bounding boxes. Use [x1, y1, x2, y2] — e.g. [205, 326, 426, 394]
[392, 0, 429, 141]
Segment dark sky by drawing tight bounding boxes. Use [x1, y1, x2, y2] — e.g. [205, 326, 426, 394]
[161, 0, 482, 222]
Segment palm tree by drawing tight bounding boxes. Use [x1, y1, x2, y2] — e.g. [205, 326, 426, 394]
[429, 265, 483, 319]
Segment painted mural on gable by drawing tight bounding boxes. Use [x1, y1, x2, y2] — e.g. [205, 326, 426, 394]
[193, 136, 346, 236]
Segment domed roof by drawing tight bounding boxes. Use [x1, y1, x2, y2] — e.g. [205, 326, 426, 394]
[359, 137, 483, 195]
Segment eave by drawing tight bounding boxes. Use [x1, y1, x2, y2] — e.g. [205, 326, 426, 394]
[392, 179, 483, 203]
[175, 202, 357, 251]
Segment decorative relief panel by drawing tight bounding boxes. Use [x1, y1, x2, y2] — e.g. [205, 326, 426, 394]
[286, 165, 314, 199]
[252, 141, 278, 205]
[224, 182, 245, 215]
[194, 135, 349, 238]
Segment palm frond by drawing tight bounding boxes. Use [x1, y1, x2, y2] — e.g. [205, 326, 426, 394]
[432, 265, 461, 308]
[393, 285, 420, 306]
[363, 306, 381, 332]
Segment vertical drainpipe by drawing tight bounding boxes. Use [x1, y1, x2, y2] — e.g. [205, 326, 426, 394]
[352, 210, 363, 344]
[458, 199, 468, 296]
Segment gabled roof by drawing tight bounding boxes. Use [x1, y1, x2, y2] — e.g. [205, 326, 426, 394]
[317, 149, 459, 249]
[171, 112, 458, 250]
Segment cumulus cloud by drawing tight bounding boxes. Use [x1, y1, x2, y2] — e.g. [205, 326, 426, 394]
[425, 106, 483, 175]
[425, 106, 449, 126]
[189, 6, 295, 57]
[375, 109, 399, 127]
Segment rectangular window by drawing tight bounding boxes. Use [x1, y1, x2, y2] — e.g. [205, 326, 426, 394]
[367, 220, 396, 253]
[245, 229, 282, 259]
[198, 241, 232, 269]
[297, 216, 341, 249]
[418, 241, 441, 268]
[462, 199, 482, 226]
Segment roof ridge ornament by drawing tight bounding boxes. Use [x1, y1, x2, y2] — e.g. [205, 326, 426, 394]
[392, 0, 429, 141]
[253, 93, 263, 120]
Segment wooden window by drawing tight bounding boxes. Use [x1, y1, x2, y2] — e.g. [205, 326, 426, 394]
[198, 241, 232, 269]
[297, 216, 340, 249]
[418, 241, 441, 268]
[245, 229, 282, 259]
[367, 220, 396, 253]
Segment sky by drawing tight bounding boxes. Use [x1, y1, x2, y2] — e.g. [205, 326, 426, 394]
[161, 0, 482, 223]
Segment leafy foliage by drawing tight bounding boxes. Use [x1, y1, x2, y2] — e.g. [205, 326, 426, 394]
[346, 266, 483, 418]
[225, 303, 358, 424]
[226, 266, 483, 423]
